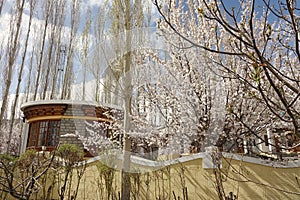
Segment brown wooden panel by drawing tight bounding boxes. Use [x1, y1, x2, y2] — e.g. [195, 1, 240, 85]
[23, 104, 67, 120]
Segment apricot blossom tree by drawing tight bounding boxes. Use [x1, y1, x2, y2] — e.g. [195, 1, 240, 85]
[154, 0, 300, 150]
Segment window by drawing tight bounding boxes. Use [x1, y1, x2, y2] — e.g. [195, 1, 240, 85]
[27, 120, 60, 148]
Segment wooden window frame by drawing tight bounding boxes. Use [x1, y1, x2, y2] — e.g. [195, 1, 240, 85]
[27, 120, 61, 148]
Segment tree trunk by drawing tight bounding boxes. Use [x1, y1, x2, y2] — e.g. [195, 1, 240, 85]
[0, 0, 25, 141]
[61, 0, 81, 100]
[33, 0, 51, 100]
[7, 0, 35, 153]
[121, 0, 132, 199]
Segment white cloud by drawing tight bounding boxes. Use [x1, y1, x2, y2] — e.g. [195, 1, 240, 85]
[81, 0, 109, 11]
[86, 0, 107, 7]
[0, 13, 11, 44]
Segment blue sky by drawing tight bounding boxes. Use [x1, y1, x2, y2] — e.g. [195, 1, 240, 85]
[0, 0, 159, 97]
[0, 0, 291, 97]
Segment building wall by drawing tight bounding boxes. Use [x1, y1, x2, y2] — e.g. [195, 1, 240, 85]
[20, 100, 119, 153]
[68, 154, 300, 200]
[59, 104, 86, 137]
[3, 153, 299, 200]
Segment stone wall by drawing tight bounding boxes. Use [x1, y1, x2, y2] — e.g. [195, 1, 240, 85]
[59, 133, 84, 150]
[60, 104, 86, 137]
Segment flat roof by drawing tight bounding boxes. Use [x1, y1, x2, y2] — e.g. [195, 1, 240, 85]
[21, 100, 123, 111]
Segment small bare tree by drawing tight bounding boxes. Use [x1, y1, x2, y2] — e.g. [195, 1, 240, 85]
[55, 144, 86, 200]
[0, 150, 55, 200]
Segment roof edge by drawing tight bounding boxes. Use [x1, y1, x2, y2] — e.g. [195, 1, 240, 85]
[20, 100, 123, 111]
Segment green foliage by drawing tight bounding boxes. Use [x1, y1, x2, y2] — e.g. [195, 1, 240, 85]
[96, 150, 117, 200]
[57, 144, 84, 166]
[0, 150, 55, 200]
[97, 161, 114, 174]
[17, 149, 38, 168]
[0, 153, 17, 172]
[0, 153, 17, 163]
[55, 144, 86, 200]
[18, 149, 37, 159]
[97, 162, 116, 200]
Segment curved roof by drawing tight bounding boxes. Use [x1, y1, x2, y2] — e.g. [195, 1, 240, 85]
[21, 100, 123, 111]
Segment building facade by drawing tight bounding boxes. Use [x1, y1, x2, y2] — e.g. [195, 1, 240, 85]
[20, 100, 122, 154]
